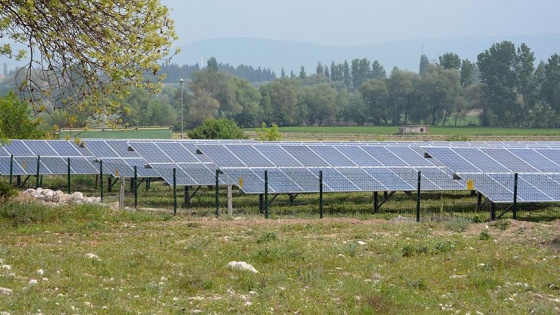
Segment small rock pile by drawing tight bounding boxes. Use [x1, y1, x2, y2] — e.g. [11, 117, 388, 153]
[23, 188, 101, 205]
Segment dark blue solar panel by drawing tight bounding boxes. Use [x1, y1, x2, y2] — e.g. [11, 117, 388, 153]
[387, 147, 434, 167]
[221, 169, 264, 193]
[266, 169, 304, 193]
[68, 157, 99, 174]
[254, 145, 302, 167]
[100, 159, 133, 177]
[335, 168, 385, 191]
[508, 149, 560, 173]
[156, 142, 199, 163]
[25, 140, 58, 156]
[0, 157, 25, 175]
[520, 174, 560, 201]
[360, 146, 408, 167]
[309, 146, 356, 167]
[178, 164, 233, 185]
[535, 149, 560, 169]
[226, 145, 275, 168]
[124, 159, 161, 177]
[362, 168, 415, 191]
[482, 148, 539, 173]
[15, 156, 42, 174]
[40, 157, 69, 174]
[152, 165, 197, 186]
[106, 140, 139, 158]
[197, 145, 245, 168]
[0, 146, 8, 156]
[423, 147, 481, 173]
[181, 143, 212, 162]
[335, 146, 383, 167]
[4, 140, 34, 156]
[129, 142, 173, 163]
[83, 140, 119, 158]
[48, 141, 83, 156]
[322, 169, 361, 192]
[281, 168, 319, 192]
[282, 146, 330, 167]
[462, 173, 513, 203]
[452, 148, 509, 172]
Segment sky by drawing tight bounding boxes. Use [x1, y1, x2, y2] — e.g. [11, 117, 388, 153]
[161, 0, 560, 46]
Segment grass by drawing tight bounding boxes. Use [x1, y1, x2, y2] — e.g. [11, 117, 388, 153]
[59, 127, 173, 140]
[0, 199, 558, 314]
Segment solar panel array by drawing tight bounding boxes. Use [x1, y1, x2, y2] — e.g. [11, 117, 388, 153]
[3, 139, 560, 205]
[423, 146, 560, 203]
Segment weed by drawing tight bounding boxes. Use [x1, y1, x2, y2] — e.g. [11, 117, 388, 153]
[257, 232, 278, 243]
[402, 244, 428, 257]
[444, 217, 472, 232]
[493, 219, 511, 231]
[479, 230, 491, 240]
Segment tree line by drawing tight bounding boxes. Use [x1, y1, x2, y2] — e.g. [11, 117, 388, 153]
[158, 41, 560, 130]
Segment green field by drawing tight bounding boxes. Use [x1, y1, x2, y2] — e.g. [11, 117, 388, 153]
[59, 127, 173, 140]
[0, 201, 558, 314]
[276, 125, 560, 136]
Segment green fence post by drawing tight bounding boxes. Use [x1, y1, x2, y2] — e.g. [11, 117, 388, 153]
[173, 168, 177, 215]
[512, 173, 518, 220]
[416, 170, 421, 222]
[9, 154, 13, 186]
[100, 160, 104, 202]
[215, 169, 220, 217]
[36, 155, 41, 188]
[264, 170, 269, 219]
[67, 157, 71, 194]
[319, 170, 323, 219]
[133, 166, 138, 209]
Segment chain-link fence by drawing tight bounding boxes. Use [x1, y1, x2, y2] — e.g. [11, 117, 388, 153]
[3, 162, 560, 222]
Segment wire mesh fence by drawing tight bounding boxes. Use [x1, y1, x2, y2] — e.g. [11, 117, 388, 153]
[2, 165, 560, 222]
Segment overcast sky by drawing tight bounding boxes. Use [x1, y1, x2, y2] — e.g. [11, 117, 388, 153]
[161, 0, 560, 46]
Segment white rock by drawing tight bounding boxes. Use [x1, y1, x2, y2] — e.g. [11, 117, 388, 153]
[450, 274, 467, 279]
[28, 279, 38, 285]
[1, 265, 12, 270]
[0, 287, 13, 295]
[227, 261, 258, 273]
[36, 187, 43, 194]
[357, 241, 367, 245]
[36, 269, 44, 276]
[25, 188, 35, 194]
[85, 253, 101, 261]
[71, 192, 84, 202]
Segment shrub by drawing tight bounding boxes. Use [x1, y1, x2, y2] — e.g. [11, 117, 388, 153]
[188, 118, 247, 139]
[444, 217, 472, 232]
[0, 181, 17, 200]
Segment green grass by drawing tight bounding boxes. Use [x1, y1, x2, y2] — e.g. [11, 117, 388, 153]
[0, 200, 558, 314]
[275, 126, 560, 137]
[59, 127, 173, 140]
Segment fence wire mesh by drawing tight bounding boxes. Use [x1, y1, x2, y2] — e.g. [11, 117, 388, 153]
[2, 165, 560, 222]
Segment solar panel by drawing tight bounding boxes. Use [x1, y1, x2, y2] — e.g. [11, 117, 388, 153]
[321, 169, 361, 192]
[68, 157, 99, 174]
[156, 142, 200, 163]
[106, 140, 139, 158]
[129, 142, 173, 163]
[40, 157, 69, 174]
[280, 168, 319, 193]
[15, 156, 43, 174]
[178, 164, 234, 186]
[360, 146, 408, 167]
[82, 140, 119, 158]
[225, 145, 275, 168]
[308, 146, 356, 167]
[0, 157, 25, 175]
[334, 168, 386, 191]
[508, 149, 560, 173]
[386, 147, 434, 167]
[282, 146, 330, 167]
[335, 146, 383, 167]
[254, 145, 302, 167]
[124, 159, 161, 177]
[196, 145, 245, 168]
[423, 147, 482, 173]
[220, 169, 263, 193]
[4, 140, 34, 156]
[151, 164, 197, 186]
[48, 140, 83, 156]
[362, 168, 415, 191]
[25, 140, 59, 157]
[482, 148, 539, 173]
[0, 145, 8, 157]
[99, 159, 133, 177]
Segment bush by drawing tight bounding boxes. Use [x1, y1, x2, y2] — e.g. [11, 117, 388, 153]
[188, 118, 247, 139]
[444, 217, 472, 232]
[0, 181, 17, 200]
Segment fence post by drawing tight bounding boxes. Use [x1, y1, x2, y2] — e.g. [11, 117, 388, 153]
[215, 169, 220, 217]
[9, 154, 13, 186]
[36, 155, 41, 188]
[319, 170, 323, 219]
[133, 166, 138, 209]
[264, 170, 269, 219]
[67, 157, 71, 194]
[99, 160, 104, 202]
[173, 168, 177, 215]
[416, 170, 421, 222]
[512, 173, 518, 220]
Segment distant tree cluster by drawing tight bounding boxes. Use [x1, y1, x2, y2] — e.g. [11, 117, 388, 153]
[160, 58, 276, 84]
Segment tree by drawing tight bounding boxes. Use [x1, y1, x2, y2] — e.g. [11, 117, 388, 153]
[387, 68, 419, 125]
[370, 60, 387, 80]
[542, 54, 560, 112]
[460, 59, 477, 88]
[359, 79, 389, 125]
[439, 53, 461, 70]
[419, 54, 430, 76]
[303, 83, 337, 126]
[299, 66, 307, 79]
[187, 118, 247, 139]
[255, 122, 282, 141]
[0, 1, 177, 128]
[0, 92, 44, 140]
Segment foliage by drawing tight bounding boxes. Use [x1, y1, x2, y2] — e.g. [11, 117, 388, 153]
[255, 122, 282, 141]
[0, 0, 177, 128]
[0, 181, 17, 200]
[444, 217, 472, 232]
[0, 91, 45, 140]
[187, 118, 247, 139]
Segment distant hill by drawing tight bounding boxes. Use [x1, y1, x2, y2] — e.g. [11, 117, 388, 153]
[173, 35, 560, 75]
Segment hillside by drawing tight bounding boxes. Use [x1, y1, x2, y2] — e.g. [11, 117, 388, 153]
[174, 34, 560, 74]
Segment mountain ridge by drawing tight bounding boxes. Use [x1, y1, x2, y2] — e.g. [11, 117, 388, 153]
[173, 34, 560, 75]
